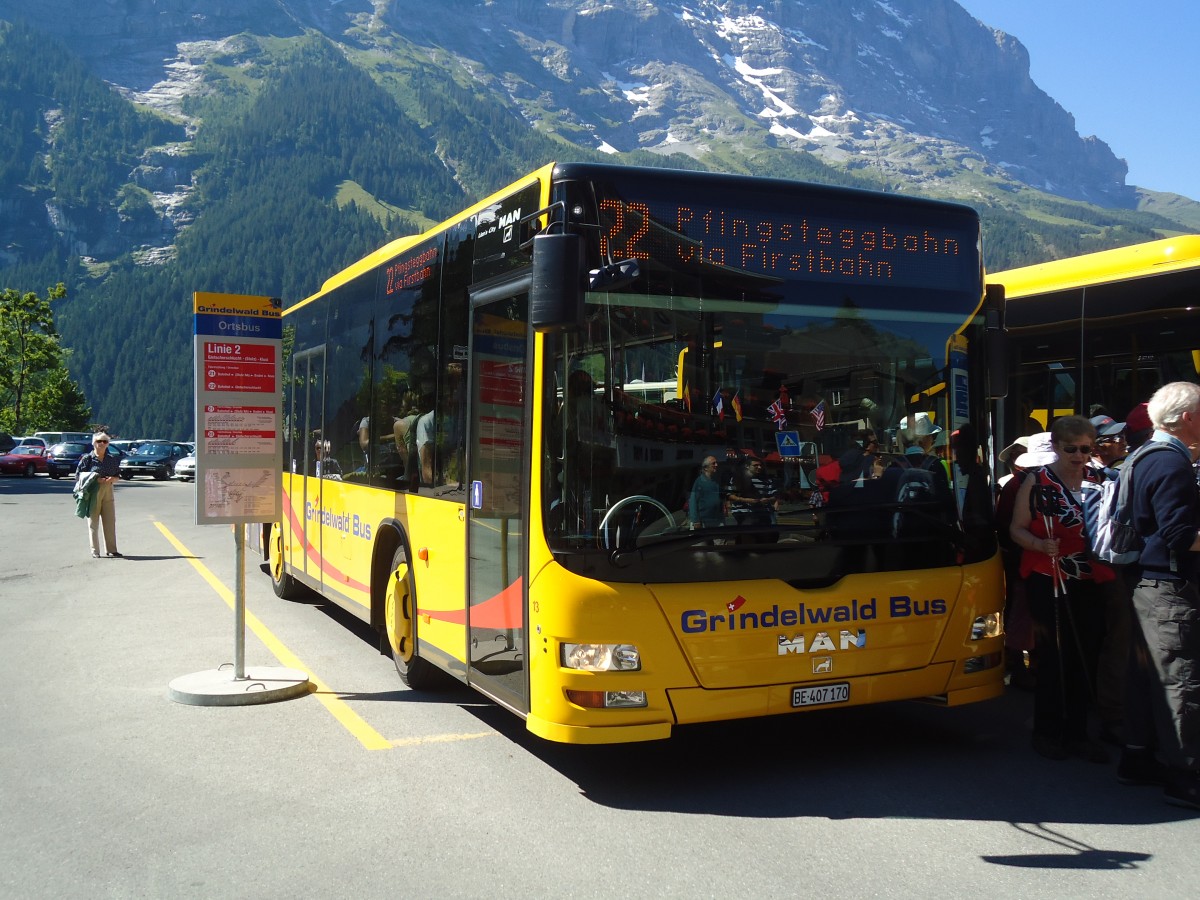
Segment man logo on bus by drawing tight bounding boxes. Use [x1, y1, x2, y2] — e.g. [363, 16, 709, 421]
[777, 629, 867, 655]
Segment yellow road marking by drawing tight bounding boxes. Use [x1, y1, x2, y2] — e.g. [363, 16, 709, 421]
[390, 731, 496, 748]
[155, 521, 392, 750]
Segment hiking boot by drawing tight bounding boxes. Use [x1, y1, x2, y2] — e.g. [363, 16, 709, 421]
[1032, 734, 1068, 760]
[1116, 749, 1167, 786]
[1164, 773, 1200, 811]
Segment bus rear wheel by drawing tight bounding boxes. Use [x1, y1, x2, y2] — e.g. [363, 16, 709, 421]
[269, 527, 302, 600]
[384, 546, 439, 689]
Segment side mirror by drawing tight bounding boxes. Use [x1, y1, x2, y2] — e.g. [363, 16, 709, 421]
[530, 233, 584, 333]
[984, 283, 1009, 399]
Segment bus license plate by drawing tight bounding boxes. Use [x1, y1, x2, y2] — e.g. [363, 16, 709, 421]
[791, 683, 850, 708]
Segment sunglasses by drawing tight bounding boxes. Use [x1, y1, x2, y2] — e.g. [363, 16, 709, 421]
[95, 439, 109, 444]
[1059, 444, 1093, 455]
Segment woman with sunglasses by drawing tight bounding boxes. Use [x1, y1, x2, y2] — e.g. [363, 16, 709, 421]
[1010, 416, 1115, 762]
[77, 432, 122, 559]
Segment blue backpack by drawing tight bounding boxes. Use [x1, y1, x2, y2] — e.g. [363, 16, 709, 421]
[1090, 442, 1175, 565]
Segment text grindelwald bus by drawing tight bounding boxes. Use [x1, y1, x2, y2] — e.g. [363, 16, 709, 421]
[256, 162, 1007, 744]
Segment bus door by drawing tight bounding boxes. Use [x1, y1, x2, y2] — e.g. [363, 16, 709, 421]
[465, 291, 531, 714]
[292, 346, 326, 589]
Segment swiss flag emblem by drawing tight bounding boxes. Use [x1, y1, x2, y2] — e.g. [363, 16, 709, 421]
[727, 595, 747, 613]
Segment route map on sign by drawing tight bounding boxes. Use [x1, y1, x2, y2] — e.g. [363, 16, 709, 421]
[203, 468, 277, 520]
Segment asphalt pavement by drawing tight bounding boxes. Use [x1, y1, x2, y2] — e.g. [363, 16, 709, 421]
[3, 472, 1200, 899]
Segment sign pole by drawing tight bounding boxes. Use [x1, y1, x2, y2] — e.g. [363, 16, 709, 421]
[234, 524, 246, 680]
[168, 292, 308, 706]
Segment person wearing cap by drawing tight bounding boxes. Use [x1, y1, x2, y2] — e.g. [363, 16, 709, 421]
[1010, 417, 1114, 762]
[895, 412, 952, 487]
[1090, 414, 1127, 480]
[76, 432, 122, 559]
[1086, 413, 1135, 747]
[1122, 382, 1200, 810]
[899, 412, 941, 464]
[1124, 402, 1153, 451]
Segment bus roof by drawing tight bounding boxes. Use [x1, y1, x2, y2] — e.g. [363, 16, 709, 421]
[990, 234, 1200, 299]
[298, 162, 556, 307]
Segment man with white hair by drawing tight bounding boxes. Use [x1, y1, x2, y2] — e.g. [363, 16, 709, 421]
[1124, 381, 1200, 810]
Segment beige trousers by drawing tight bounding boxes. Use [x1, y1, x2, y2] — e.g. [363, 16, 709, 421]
[88, 480, 118, 555]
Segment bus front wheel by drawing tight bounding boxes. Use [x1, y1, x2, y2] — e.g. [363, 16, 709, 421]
[269, 528, 303, 600]
[385, 546, 439, 689]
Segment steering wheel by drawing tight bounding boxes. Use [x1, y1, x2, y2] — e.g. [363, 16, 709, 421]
[597, 495, 676, 550]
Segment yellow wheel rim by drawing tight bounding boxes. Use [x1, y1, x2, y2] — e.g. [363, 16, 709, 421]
[385, 560, 414, 662]
[271, 531, 285, 583]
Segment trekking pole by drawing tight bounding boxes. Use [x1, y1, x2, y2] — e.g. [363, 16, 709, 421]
[1043, 512, 1062, 597]
[1044, 512, 1071, 728]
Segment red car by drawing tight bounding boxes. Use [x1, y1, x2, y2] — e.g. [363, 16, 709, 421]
[0, 444, 49, 476]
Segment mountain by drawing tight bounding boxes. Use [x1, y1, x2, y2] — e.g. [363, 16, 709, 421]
[0, 0, 1196, 437]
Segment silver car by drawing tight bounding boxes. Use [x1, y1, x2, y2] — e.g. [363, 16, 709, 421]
[173, 454, 197, 481]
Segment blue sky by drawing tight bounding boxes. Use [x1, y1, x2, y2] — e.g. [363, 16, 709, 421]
[957, 0, 1198, 201]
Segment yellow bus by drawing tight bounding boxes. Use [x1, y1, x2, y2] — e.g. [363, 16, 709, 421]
[258, 162, 1007, 744]
[991, 234, 1200, 442]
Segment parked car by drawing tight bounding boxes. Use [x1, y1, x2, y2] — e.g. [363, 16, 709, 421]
[118, 441, 190, 480]
[33, 431, 90, 446]
[14, 436, 46, 450]
[46, 441, 92, 479]
[0, 444, 49, 476]
[173, 454, 197, 481]
[0, 432, 14, 453]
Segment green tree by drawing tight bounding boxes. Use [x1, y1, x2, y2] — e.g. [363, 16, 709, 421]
[0, 282, 72, 432]
[25, 364, 92, 432]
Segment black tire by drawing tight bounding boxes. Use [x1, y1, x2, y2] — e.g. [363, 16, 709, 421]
[153, 470, 168, 481]
[49, 472, 60, 480]
[269, 527, 303, 600]
[120, 472, 132, 480]
[384, 545, 440, 689]
[23, 462, 35, 477]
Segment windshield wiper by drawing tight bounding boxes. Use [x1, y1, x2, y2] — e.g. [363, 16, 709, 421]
[609, 524, 812, 567]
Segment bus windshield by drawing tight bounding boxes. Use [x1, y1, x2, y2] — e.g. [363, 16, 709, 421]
[542, 171, 992, 582]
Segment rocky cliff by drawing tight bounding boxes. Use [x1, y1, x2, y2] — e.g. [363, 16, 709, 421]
[0, 0, 1133, 207]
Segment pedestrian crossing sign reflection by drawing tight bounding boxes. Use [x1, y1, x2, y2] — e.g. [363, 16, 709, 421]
[775, 431, 801, 457]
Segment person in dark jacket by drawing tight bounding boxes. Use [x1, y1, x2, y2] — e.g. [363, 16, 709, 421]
[1123, 382, 1200, 809]
[76, 432, 122, 558]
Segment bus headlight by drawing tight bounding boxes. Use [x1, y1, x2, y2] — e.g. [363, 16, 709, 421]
[562, 643, 641, 671]
[970, 612, 1003, 641]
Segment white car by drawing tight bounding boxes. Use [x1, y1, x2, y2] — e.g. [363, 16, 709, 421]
[173, 454, 197, 481]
